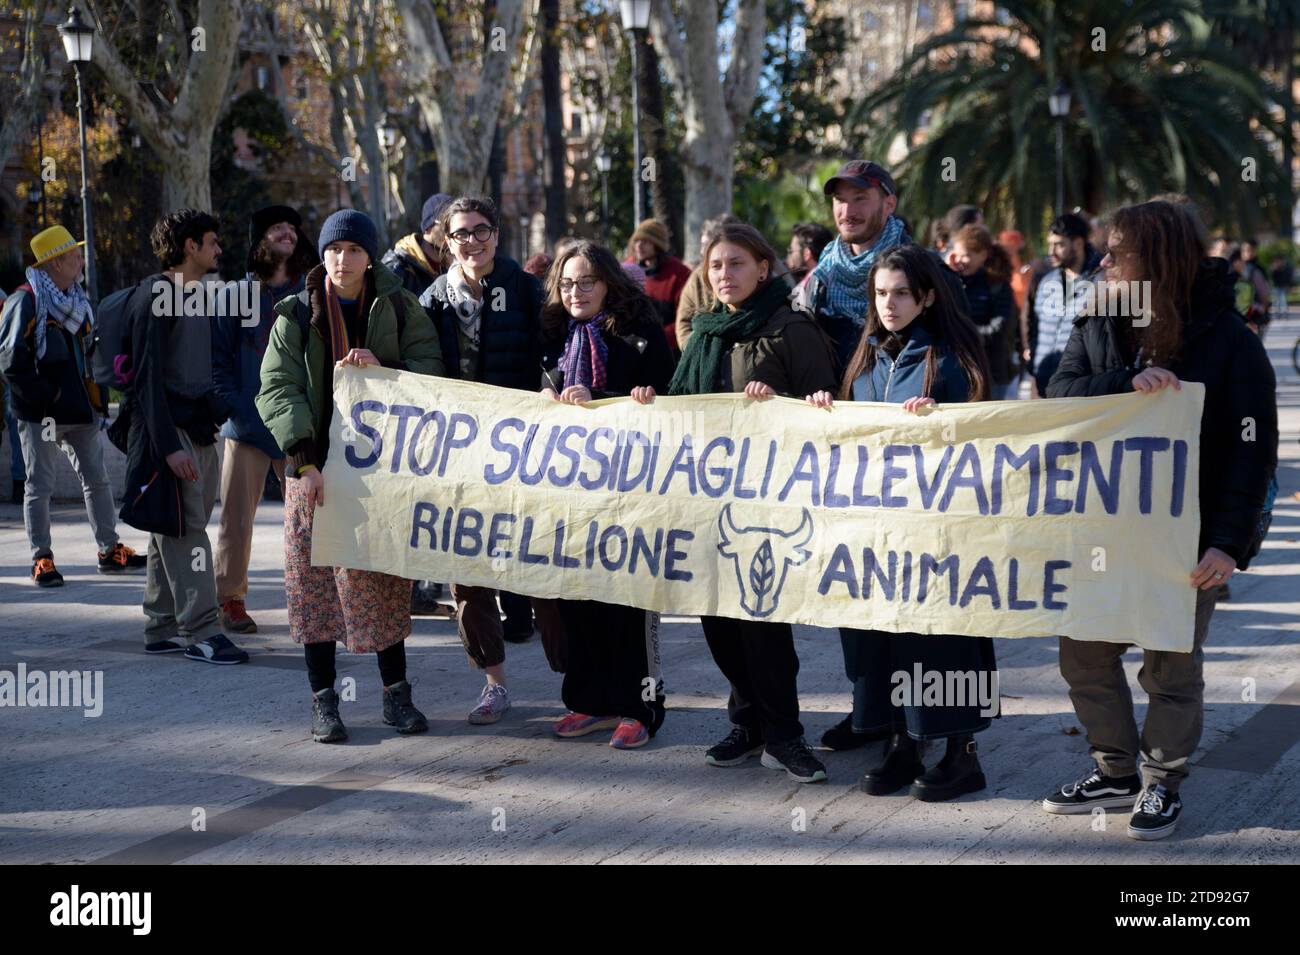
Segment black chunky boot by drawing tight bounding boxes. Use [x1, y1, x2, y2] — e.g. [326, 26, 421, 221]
[311, 687, 347, 743]
[910, 734, 987, 801]
[382, 680, 428, 734]
[860, 732, 924, 795]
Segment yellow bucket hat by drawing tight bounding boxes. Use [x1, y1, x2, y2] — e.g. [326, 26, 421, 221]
[30, 225, 85, 267]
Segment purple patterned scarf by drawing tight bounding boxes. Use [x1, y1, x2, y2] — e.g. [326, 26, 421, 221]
[560, 312, 609, 391]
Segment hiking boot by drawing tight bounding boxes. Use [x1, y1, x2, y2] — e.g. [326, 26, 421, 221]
[382, 680, 428, 734]
[819, 714, 889, 751]
[98, 543, 147, 574]
[311, 687, 348, 743]
[1042, 765, 1143, 814]
[32, 557, 63, 588]
[220, 599, 258, 634]
[910, 735, 987, 802]
[705, 725, 764, 767]
[762, 737, 828, 783]
[861, 732, 924, 795]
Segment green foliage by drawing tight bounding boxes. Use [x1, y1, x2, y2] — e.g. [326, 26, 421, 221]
[738, 3, 850, 181]
[733, 160, 842, 250]
[849, 0, 1292, 248]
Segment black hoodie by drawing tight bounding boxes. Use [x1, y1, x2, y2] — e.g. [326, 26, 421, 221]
[1046, 257, 1278, 566]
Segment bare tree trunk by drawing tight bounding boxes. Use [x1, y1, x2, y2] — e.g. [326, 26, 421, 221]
[394, 0, 527, 197]
[80, 0, 242, 211]
[637, 31, 683, 255]
[540, 0, 567, 246]
[649, 0, 765, 247]
[0, 2, 52, 176]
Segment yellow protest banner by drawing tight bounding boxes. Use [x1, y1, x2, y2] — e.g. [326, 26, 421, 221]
[310, 365, 1204, 651]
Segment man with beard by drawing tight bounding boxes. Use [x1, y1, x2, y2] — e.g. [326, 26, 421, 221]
[794, 160, 966, 374]
[1024, 213, 1102, 397]
[211, 205, 317, 634]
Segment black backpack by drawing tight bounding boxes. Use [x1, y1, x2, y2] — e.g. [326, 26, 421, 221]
[90, 284, 143, 393]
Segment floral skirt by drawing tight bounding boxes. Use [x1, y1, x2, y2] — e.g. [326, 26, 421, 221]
[283, 475, 411, 653]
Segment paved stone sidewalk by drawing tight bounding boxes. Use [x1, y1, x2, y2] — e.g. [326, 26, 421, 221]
[1, 315, 1297, 864]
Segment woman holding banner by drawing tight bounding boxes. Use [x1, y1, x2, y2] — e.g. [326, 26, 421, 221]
[659, 222, 837, 783]
[806, 243, 997, 802]
[1043, 198, 1277, 840]
[420, 196, 567, 726]
[538, 241, 677, 749]
[256, 209, 445, 743]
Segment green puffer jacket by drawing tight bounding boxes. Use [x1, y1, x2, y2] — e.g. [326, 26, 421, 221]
[256, 262, 444, 474]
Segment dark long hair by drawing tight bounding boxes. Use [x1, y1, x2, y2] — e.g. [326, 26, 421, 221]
[1104, 199, 1205, 366]
[839, 244, 990, 401]
[541, 240, 656, 337]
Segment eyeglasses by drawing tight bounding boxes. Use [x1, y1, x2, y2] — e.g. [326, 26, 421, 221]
[558, 277, 600, 293]
[448, 225, 497, 245]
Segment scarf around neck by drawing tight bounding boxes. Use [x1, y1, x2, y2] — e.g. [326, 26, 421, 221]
[26, 266, 93, 363]
[446, 263, 485, 336]
[559, 312, 609, 391]
[323, 274, 367, 363]
[668, 277, 790, 396]
[812, 215, 908, 325]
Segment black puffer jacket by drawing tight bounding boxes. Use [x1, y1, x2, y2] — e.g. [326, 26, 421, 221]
[540, 300, 677, 398]
[1047, 258, 1278, 566]
[420, 255, 543, 390]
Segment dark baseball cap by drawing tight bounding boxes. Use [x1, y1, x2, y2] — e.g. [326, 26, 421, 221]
[823, 160, 897, 198]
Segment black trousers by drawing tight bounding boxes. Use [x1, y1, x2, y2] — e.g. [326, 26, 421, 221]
[558, 599, 665, 733]
[701, 615, 803, 743]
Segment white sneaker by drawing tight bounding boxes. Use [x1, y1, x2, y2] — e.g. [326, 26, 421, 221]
[468, 683, 511, 724]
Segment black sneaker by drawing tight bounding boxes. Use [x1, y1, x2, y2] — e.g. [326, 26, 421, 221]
[144, 638, 187, 654]
[761, 737, 828, 783]
[312, 687, 348, 743]
[183, 634, 250, 665]
[705, 725, 764, 767]
[1127, 783, 1182, 841]
[1042, 765, 1142, 814]
[819, 714, 889, 751]
[98, 543, 147, 574]
[32, 557, 64, 588]
[382, 680, 428, 734]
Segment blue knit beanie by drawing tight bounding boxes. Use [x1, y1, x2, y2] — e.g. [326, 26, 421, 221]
[318, 209, 379, 264]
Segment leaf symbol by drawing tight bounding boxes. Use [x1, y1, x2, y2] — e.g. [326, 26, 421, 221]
[749, 538, 775, 602]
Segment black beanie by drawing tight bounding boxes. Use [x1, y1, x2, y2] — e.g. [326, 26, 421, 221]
[317, 209, 379, 264]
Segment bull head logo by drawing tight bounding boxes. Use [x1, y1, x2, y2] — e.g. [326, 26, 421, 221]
[716, 504, 814, 618]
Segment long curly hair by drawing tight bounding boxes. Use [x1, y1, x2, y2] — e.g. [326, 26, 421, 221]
[1103, 199, 1205, 366]
[541, 240, 656, 338]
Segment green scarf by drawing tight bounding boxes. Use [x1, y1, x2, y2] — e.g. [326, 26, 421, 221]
[668, 277, 792, 395]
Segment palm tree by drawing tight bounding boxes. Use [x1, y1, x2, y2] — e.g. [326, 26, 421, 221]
[848, 0, 1290, 246]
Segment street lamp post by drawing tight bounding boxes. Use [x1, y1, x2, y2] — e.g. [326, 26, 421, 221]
[620, 0, 650, 227]
[58, 7, 97, 303]
[1049, 80, 1071, 218]
[377, 112, 399, 236]
[595, 152, 611, 240]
